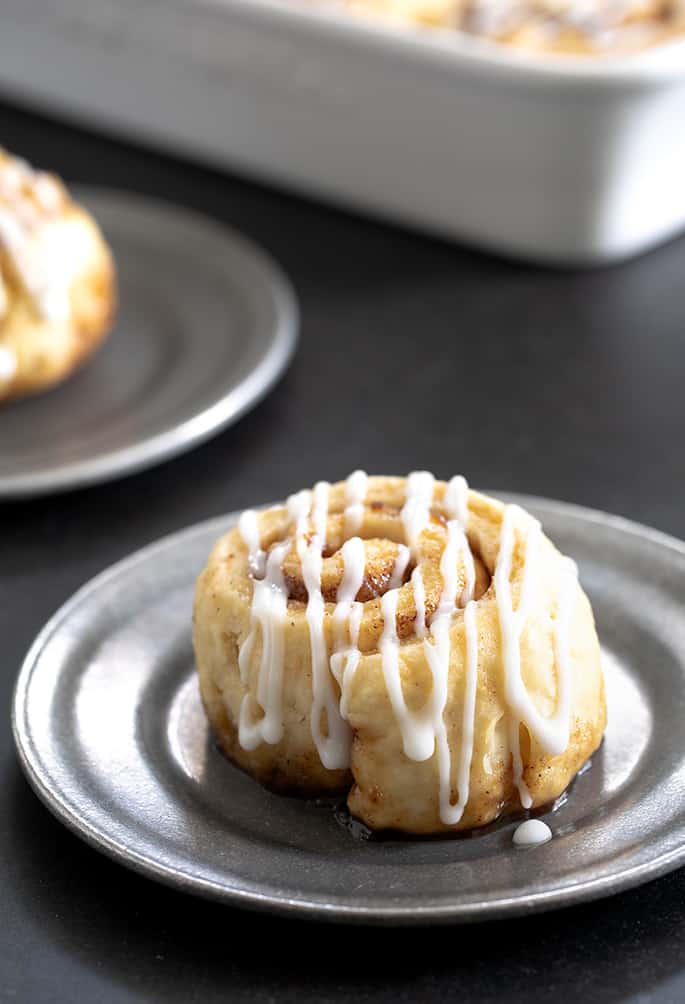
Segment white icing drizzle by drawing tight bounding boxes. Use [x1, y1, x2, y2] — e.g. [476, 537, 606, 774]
[389, 543, 410, 589]
[0, 154, 72, 323]
[337, 604, 363, 721]
[494, 504, 577, 811]
[379, 518, 477, 825]
[402, 470, 439, 642]
[238, 509, 266, 578]
[0, 160, 24, 199]
[234, 470, 579, 827]
[380, 588, 436, 762]
[334, 537, 366, 627]
[444, 474, 475, 605]
[0, 210, 27, 265]
[297, 481, 352, 769]
[495, 505, 539, 809]
[237, 538, 291, 749]
[33, 173, 63, 214]
[513, 819, 552, 846]
[288, 488, 313, 528]
[0, 344, 16, 383]
[423, 521, 476, 824]
[432, 599, 478, 825]
[237, 491, 311, 749]
[496, 506, 572, 756]
[400, 471, 435, 555]
[444, 474, 470, 527]
[344, 469, 368, 534]
[330, 536, 366, 720]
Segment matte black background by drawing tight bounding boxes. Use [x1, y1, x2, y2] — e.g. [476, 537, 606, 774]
[1, 100, 684, 1003]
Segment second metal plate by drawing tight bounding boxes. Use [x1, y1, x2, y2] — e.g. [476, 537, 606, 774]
[0, 188, 298, 497]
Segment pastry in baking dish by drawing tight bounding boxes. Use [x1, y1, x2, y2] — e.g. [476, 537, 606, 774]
[193, 473, 606, 834]
[346, 0, 685, 56]
[0, 148, 116, 403]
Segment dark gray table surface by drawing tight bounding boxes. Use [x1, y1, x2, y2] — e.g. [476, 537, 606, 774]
[1, 99, 683, 1004]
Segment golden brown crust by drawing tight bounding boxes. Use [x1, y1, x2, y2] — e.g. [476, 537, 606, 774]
[193, 477, 607, 834]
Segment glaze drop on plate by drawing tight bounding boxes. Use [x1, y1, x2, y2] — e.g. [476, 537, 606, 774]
[513, 819, 553, 846]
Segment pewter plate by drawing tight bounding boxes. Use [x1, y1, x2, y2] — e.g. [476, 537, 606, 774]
[0, 189, 298, 498]
[12, 495, 685, 924]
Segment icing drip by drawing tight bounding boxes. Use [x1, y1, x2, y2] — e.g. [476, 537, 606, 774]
[330, 536, 366, 720]
[444, 474, 475, 603]
[494, 504, 577, 810]
[445, 474, 470, 527]
[513, 819, 552, 846]
[496, 506, 574, 758]
[237, 491, 311, 749]
[0, 159, 27, 199]
[379, 518, 477, 824]
[495, 505, 539, 808]
[297, 481, 352, 769]
[238, 509, 266, 578]
[401, 471, 435, 555]
[389, 544, 411, 589]
[0, 153, 72, 323]
[288, 488, 313, 528]
[33, 173, 63, 214]
[0, 344, 16, 383]
[433, 599, 479, 825]
[344, 469, 368, 534]
[380, 588, 436, 761]
[402, 468, 444, 641]
[237, 538, 291, 749]
[423, 521, 476, 824]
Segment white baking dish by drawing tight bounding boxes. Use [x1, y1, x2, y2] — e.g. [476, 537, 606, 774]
[2, 0, 685, 264]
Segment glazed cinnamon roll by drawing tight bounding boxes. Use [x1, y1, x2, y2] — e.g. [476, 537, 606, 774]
[193, 474, 606, 834]
[0, 148, 116, 402]
[346, 0, 685, 57]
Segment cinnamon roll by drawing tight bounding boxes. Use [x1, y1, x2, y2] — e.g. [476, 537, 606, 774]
[193, 474, 606, 834]
[0, 149, 116, 403]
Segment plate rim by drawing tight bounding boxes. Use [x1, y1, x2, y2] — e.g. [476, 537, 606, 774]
[11, 492, 685, 924]
[0, 186, 299, 499]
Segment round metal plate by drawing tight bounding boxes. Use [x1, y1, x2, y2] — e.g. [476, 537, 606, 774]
[0, 188, 298, 497]
[12, 495, 685, 923]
